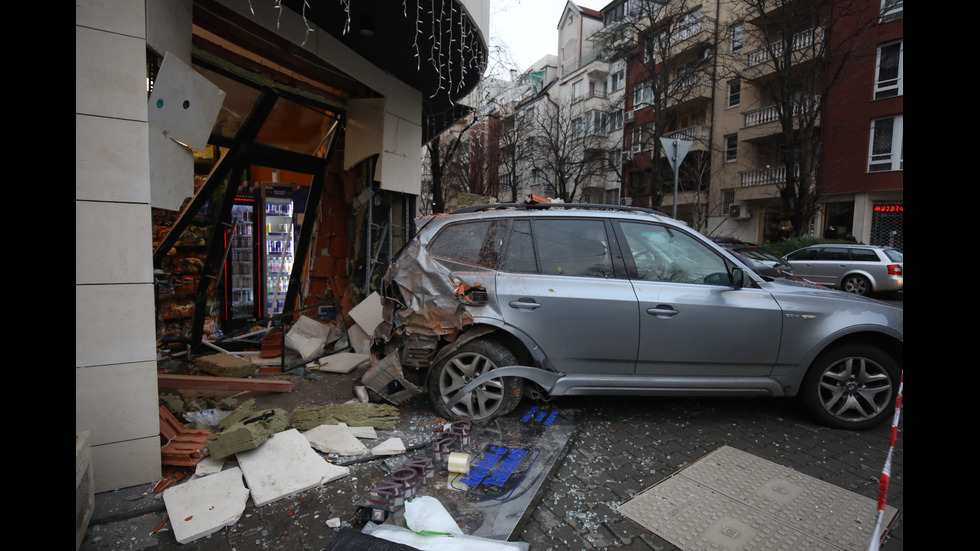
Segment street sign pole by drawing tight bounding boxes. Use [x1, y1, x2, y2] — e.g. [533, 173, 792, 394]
[660, 137, 693, 219]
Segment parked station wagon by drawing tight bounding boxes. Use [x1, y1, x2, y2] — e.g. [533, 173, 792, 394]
[784, 244, 903, 296]
[363, 204, 904, 430]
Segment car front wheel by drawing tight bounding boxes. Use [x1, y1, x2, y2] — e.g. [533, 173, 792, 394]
[842, 274, 872, 296]
[802, 344, 899, 430]
[427, 338, 523, 423]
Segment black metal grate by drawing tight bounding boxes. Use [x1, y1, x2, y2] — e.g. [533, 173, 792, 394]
[870, 204, 904, 251]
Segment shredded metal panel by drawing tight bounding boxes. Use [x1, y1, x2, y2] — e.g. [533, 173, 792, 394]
[619, 445, 899, 551]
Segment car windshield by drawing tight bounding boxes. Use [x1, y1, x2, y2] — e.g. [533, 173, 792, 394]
[884, 249, 903, 262]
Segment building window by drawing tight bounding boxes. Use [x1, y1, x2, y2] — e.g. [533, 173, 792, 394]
[608, 149, 622, 168]
[634, 80, 653, 108]
[572, 79, 583, 100]
[880, 0, 903, 21]
[731, 23, 744, 52]
[868, 116, 903, 172]
[875, 41, 903, 99]
[631, 126, 649, 154]
[727, 79, 741, 108]
[724, 135, 738, 162]
[572, 117, 583, 139]
[609, 69, 625, 92]
[609, 110, 623, 131]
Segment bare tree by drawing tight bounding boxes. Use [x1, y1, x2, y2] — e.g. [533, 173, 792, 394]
[526, 96, 612, 202]
[723, 0, 887, 235]
[592, 0, 718, 209]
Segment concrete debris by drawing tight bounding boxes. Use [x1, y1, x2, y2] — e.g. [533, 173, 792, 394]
[291, 402, 401, 431]
[194, 352, 257, 378]
[236, 428, 350, 506]
[162, 466, 250, 544]
[303, 423, 369, 456]
[370, 437, 406, 456]
[313, 351, 369, 373]
[285, 315, 336, 361]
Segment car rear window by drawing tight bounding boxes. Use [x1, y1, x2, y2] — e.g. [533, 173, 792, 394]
[884, 249, 903, 262]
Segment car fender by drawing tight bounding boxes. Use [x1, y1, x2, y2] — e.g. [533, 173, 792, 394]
[445, 366, 563, 409]
[838, 269, 880, 290]
[772, 322, 903, 394]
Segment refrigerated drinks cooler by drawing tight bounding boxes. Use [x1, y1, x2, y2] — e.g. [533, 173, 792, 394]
[225, 198, 257, 324]
[261, 183, 295, 317]
[223, 182, 297, 327]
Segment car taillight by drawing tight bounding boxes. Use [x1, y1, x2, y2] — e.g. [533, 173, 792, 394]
[887, 264, 902, 276]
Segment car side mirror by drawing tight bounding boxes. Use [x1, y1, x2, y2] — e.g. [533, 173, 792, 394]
[731, 267, 744, 290]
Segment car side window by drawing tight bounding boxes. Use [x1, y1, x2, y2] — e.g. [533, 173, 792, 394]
[533, 218, 614, 278]
[620, 222, 729, 285]
[427, 220, 503, 268]
[499, 219, 538, 273]
[818, 247, 851, 261]
[787, 248, 819, 261]
[850, 248, 879, 262]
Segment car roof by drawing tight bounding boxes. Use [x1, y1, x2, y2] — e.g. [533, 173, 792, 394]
[802, 244, 897, 250]
[437, 203, 680, 226]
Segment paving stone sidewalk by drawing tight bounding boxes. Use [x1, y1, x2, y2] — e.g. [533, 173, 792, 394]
[81, 389, 902, 551]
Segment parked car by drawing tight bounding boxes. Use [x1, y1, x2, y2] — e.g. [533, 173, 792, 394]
[783, 244, 903, 296]
[711, 238, 794, 279]
[364, 204, 903, 431]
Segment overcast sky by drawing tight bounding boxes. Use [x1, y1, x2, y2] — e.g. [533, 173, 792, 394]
[489, 0, 570, 73]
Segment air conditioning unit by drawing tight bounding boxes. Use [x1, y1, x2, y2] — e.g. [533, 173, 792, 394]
[624, 110, 635, 123]
[728, 203, 751, 220]
[621, 196, 633, 206]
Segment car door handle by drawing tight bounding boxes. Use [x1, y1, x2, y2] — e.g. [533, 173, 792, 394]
[646, 306, 679, 317]
[509, 298, 541, 310]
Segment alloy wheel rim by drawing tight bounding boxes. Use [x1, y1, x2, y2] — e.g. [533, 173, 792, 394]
[439, 352, 504, 420]
[816, 356, 892, 423]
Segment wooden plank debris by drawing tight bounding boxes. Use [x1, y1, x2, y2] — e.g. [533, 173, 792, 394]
[158, 373, 293, 393]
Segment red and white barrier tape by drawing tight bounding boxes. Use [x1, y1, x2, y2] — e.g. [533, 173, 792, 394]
[867, 371, 903, 551]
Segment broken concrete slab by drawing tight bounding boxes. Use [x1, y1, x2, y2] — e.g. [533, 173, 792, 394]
[348, 426, 378, 439]
[236, 428, 350, 506]
[347, 323, 371, 354]
[349, 292, 383, 337]
[285, 315, 335, 361]
[313, 351, 369, 373]
[194, 456, 226, 477]
[370, 437, 406, 456]
[194, 352, 257, 378]
[162, 466, 250, 544]
[303, 423, 369, 456]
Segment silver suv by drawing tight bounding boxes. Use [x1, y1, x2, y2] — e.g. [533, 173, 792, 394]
[364, 204, 903, 430]
[784, 244, 903, 296]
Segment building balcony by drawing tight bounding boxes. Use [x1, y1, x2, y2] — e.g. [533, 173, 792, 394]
[741, 96, 820, 142]
[562, 48, 612, 79]
[664, 125, 711, 150]
[740, 165, 799, 187]
[666, 73, 713, 109]
[744, 27, 822, 77]
[656, 18, 716, 64]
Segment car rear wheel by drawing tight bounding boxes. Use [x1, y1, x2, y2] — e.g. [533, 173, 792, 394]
[427, 338, 523, 422]
[802, 344, 898, 430]
[842, 274, 872, 296]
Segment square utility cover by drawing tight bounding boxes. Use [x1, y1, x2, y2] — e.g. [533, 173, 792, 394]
[619, 446, 899, 551]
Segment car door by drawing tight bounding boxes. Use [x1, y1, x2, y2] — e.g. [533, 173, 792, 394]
[616, 221, 782, 377]
[798, 246, 853, 286]
[495, 218, 639, 375]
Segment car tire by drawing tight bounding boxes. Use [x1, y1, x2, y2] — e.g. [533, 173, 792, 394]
[801, 344, 899, 430]
[842, 274, 872, 296]
[427, 338, 524, 423]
